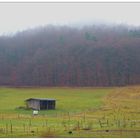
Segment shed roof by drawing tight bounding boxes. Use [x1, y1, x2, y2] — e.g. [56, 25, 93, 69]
[25, 98, 56, 101]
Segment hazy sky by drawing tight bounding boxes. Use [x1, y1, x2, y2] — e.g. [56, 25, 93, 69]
[0, 3, 140, 35]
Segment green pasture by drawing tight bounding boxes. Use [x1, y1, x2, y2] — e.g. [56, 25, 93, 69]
[0, 87, 139, 138]
[0, 87, 111, 115]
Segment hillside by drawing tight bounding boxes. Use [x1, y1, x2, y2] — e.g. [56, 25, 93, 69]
[0, 24, 140, 86]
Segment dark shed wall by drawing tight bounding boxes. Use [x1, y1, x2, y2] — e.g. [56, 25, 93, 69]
[40, 100, 55, 110]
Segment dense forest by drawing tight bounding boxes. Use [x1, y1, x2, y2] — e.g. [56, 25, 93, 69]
[0, 24, 140, 86]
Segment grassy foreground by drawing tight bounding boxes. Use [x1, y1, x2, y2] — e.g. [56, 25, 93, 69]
[0, 86, 139, 138]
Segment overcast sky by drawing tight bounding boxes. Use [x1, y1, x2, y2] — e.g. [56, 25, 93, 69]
[0, 3, 140, 35]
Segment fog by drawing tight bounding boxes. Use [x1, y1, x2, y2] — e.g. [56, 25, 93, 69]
[0, 3, 140, 35]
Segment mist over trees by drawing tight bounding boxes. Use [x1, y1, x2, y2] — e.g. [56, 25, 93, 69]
[0, 24, 140, 86]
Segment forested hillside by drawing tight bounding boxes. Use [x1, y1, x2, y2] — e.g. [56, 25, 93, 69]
[0, 24, 140, 86]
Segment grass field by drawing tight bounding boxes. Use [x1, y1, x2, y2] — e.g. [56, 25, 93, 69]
[0, 86, 140, 138]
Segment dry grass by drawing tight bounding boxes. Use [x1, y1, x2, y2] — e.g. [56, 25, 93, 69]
[41, 131, 57, 138]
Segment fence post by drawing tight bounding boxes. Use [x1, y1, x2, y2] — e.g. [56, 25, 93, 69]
[10, 123, 13, 133]
[6, 124, 8, 134]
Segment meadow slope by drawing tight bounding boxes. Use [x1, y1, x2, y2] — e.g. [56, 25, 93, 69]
[0, 87, 139, 138]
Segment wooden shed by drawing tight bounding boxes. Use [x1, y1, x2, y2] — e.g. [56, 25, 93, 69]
[25, 98, 56, 110]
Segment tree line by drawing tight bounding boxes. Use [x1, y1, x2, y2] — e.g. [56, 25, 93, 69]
[0, 24, 140, 86]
